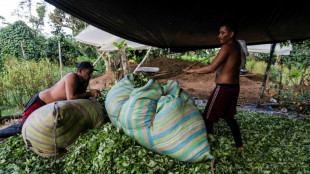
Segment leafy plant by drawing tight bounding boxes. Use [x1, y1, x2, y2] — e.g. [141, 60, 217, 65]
[0, 21, 46, 61]
[0, 110, 309, 173]
[131, 73, 152, 88]
[0, 57, 57, 107]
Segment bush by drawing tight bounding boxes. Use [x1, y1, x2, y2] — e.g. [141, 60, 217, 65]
[0, 21, 46, 61]
[0, 57, 57, 107]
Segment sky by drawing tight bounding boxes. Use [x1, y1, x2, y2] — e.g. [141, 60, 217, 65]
[0, 0, 70, 37]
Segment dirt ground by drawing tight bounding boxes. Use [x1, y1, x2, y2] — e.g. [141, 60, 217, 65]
[89, 57, 271, 106]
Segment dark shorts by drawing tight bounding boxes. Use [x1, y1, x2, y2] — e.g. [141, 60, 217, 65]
[0, 93, 46, 138]
[203, 83, 240, 123]
[20, 93, 46, 126]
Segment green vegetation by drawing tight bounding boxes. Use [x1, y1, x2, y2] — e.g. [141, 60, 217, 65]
[0, 58, 57, 108]
[0, 111, 309, 173]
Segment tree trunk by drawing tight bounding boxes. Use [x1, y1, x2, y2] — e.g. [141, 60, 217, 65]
[120, 46, 130, 77]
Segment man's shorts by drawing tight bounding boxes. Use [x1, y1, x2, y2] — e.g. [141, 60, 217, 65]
[20, 93, 46, 126]
[203, 84, 240, 123]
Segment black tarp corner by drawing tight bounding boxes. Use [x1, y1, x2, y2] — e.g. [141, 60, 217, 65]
[45, 0, 310, 52]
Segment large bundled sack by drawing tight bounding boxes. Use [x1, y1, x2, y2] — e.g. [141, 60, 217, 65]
[105, 74, 213, 162]
[22, 99, 106, 157]
[105, 76, 135, 128]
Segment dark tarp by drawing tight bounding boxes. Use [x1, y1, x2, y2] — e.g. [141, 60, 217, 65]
[45, 0, 310, 52]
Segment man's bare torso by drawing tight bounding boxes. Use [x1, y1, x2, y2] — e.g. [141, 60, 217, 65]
[215, 41, 241, 84]
[39, 73, 88, 104]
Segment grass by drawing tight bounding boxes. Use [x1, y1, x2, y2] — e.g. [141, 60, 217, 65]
[0, 110, 309, 173]
[0, 106, 23, 117]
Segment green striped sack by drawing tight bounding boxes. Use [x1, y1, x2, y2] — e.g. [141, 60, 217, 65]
[22, 99, 106, 157]
[105, 75, 135, 128]
[151, 81, 213, 162]
[119, 79, 162, 148]
[105, 75, 213, 162]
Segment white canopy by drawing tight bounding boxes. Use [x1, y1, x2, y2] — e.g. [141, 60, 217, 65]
[247, 43, 293, 55]
[75, 25, 151, 51]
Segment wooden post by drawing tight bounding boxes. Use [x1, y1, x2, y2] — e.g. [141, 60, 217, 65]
[299, 50, 310, 87]
[58, 41, 63, 78]
[20, 41, 29, 69]
[257, 43, 276, 107]
[133, 47, 152, 73]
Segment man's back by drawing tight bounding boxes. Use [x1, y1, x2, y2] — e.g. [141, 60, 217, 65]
[39, 73, 85, 104]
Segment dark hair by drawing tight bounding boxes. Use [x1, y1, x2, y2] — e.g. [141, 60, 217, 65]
[219, 19, 239, 37]
[77, 61, 98, 71]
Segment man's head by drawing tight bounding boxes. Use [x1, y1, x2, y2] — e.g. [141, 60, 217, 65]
[77, 61, 97, 81]
[218, 20, 238, 44]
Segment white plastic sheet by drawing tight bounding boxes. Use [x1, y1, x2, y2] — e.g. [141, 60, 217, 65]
[247, 44, 292, 55]
[75, 25, 151, 51]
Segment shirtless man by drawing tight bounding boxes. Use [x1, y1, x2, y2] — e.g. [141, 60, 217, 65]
[184, 21, 244, 151]
[0, 61, 100, 138]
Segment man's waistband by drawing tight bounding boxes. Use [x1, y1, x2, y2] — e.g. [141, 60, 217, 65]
[216, 83, 240, 88]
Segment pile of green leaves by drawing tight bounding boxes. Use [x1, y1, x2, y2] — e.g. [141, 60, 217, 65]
[131, 73, 152, 88]
[0, 110, 309, 173]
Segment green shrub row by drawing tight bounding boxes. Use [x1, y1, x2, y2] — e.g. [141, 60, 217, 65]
[0, 57, 57, 108]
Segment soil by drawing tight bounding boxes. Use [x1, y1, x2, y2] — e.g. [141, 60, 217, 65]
[89, 57, 271, 106]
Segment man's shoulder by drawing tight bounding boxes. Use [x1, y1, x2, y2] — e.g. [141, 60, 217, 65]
[62, 72, 78, 81]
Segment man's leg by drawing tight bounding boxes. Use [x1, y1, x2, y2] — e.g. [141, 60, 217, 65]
[204, 117, 214, 134]
[225, 118, 244, 150]
[0, 123, 22, 138]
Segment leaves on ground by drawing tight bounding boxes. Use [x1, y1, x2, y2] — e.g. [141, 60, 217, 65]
[0, 111, 309, 173]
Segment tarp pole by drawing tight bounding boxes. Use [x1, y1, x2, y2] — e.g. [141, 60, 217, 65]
[133, 47, 152, 73]
[299, 50, 310, 87]
[93, 51, 105, 66]
[257, 43, 276, 107]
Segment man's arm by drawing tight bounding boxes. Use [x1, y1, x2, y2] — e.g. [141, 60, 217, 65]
[184, 45, 230, 74]
[64, 74, 99, 100]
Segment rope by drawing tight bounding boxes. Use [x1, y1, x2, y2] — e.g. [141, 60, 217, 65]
[211, 158, 215, 174]
[52, 102, 59, 167]
[148, 114, 156, 128]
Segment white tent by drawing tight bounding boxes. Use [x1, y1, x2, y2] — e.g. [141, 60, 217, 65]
[75, 25, 151, 51]
[247, 43, 292, 55]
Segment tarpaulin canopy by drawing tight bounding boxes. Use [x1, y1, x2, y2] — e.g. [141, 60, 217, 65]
[45, 0, 310, 52]
[75, 25, 151, 51]
[248, 44, 293, 55]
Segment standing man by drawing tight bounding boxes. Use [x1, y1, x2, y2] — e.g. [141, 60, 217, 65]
[0, 61, 100, 138]
[184, 21, 244, 151]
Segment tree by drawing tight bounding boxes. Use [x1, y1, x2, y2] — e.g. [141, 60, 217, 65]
[49, 8, 87, 36]
[0, 21, 46, 60]
[12, 0, 47, 33]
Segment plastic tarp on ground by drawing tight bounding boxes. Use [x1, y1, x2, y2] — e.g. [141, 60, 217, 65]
[75, 25, 151, 51]
[45, 0, 310, 52]
[247, 44, 293, 55]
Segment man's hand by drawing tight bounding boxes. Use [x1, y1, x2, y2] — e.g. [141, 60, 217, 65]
[89, 89, 100, 98]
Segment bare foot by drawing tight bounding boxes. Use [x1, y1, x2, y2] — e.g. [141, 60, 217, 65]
[237, 146, 244, 151]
